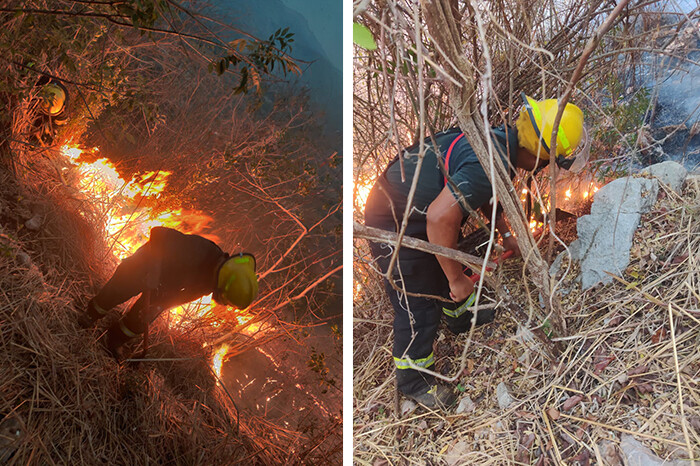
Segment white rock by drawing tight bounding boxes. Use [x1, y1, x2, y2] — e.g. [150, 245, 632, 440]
[24, 215, 42, 231]
[455, 396, 475, 414]
[591, 177, 659, 216]
[496, 382, 513, 409]
[16, 251, 31, 267]
[572, 176, 659, 289]
[641, 161, 688, 193]
[620, 434, 685, 466]
[444, 440, 471, 466]
[400, 399, 416, 416]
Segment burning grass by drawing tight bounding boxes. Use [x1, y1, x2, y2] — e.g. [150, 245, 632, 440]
[0, 229, 257, 463]
[0, 144, 338, 464]
[353, 175, 700, 464]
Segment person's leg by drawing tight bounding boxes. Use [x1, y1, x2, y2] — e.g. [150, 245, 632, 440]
[370, 241, 453, 406]
[79, 243, 151, 327]
[388, 272, 441, 396]
[365, 189, 456, 407]
[440, 271, 495, 334]
[103, 290, 172, 356]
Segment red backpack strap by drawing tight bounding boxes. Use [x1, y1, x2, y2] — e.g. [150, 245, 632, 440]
[443, 133, 465, 186]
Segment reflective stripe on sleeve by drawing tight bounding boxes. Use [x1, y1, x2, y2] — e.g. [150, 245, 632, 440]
[393, 352, 435, 370]
[442, 291, 476, 318]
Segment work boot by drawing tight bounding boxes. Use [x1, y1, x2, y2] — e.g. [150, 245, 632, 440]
[404, 383, 458, 410]
[446, 308, 496, 335]
[77, 312, 97, 329]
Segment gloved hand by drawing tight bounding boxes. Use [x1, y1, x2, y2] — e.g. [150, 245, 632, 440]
[556, 154, 576, 170]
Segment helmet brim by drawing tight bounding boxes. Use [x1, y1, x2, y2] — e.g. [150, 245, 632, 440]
[567, 125, 590, 173]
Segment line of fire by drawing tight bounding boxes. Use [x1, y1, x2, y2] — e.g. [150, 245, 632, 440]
[0, 1, 342, 464]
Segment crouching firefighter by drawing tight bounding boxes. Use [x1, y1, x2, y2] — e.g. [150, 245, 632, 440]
[32, 77, 69, 146]
[78, 226, 259, 359]
[364, 94, 587, 410]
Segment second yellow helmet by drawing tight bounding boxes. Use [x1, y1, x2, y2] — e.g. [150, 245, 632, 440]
[39, 82, 68, 116]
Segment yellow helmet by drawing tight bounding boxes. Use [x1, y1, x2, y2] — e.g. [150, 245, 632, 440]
[39, 82, 67, 116]
[217, 253, 258, 309]
[516, 93, 584, 160]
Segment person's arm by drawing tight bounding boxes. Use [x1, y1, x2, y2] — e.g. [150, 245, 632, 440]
[480, 202, 521, 257]
[426, 186, 474, 302]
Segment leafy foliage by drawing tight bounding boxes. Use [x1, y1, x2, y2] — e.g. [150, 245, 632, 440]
[209, 27, 300, 94]
[308, 347, 337, 392]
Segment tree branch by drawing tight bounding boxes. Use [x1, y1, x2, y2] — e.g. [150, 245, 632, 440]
[354, 221, 495, 270]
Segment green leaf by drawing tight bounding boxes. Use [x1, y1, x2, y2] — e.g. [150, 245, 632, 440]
[353, 22, 377, 50]
[542, 319, 553, 338]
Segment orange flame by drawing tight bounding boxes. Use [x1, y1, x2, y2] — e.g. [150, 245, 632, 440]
[60, 144, 219, 316]
[61, 144, 215, 260]
[62, 143, 266, 379]
[354, 179, 373, 211]
[212, 344, 229, 379]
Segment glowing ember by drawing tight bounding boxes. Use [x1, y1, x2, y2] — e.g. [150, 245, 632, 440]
[565, 189, 572, 200]
[61, 145, 84, 161]
[212, 344, 229, 379]
[529, 219, 545, 233]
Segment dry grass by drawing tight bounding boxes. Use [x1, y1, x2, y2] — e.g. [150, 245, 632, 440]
[0, 148, 337, 465]
[0, 228, 261, 464]
[353, 176, 700, 465]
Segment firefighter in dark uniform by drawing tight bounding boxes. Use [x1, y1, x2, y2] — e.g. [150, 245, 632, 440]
[364, 95, 587, 409]
[79, 227, 259, 358]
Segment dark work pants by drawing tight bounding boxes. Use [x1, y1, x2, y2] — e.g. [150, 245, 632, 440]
[365, 181, 478, 395]
[93, 243, 177, 336]
[369, 240, 450, 395]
